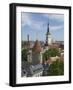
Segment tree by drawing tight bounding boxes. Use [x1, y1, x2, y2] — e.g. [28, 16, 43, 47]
[22, 49, 28, 62]
[48, 60, 64, 76]
[43, 50, 49, 61]
[43, 48, 60, 61]
[21, 41, 28, 49]
[48, 48, 60, 57]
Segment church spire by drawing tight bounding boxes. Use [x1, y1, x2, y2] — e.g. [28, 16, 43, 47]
[46, 23, 50, 35]
[27, 34, 29, 42]
[47, 23, 49, 33]
[45, 23, 52, 46]
[27, 34, 32, 49]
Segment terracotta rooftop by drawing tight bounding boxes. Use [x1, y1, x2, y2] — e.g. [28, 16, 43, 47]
[32, 40, 42, 53]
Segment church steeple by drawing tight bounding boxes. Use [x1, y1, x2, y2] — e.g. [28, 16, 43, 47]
[45, 23, 52, 45]
[46, 23, 50, 35]
[27, 34, 32, 49]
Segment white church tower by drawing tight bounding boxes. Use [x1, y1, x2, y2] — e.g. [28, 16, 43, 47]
[46, 23, 52, 45]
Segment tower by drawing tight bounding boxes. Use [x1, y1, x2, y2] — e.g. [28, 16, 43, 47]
[46, 23, 52, 45]
[27, 35, 32, 63]
[27, 35, 32, 49]
[32, 40, 43, 64]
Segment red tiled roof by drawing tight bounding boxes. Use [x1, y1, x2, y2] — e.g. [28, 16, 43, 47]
[32, 40, 42, 53]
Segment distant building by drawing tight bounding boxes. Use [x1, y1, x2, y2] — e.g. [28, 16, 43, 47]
[26, 37, 44, 77]
[22, 22, 64, 77]
[22, 61, 43, 77]
[32, 40, 43, 64]
[45, 23, 52, 45]
[27, 35, 32, 63]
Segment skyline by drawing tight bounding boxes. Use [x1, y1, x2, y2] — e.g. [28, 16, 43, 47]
[21, 12, 64, 41]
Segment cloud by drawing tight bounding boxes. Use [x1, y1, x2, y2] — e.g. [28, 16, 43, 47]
[49, 14, 64, 20]
[43, 14, 64, 21]
[21, 13, 32, 26]
[21, 13, 44, 30]
[21, 13, 64, 32]
[49, 25, 63, 31]
[42, 14, 64, 31]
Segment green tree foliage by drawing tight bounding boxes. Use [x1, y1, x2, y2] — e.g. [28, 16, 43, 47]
[43, 48, 60, 61]
[48, 48, 60, 57]
[22, 41, 28, 49]
[48, 60, 64, 76]
[21, 41, 28, 62]
[43, 50, 49, 61]
[22, 49, 28, 62]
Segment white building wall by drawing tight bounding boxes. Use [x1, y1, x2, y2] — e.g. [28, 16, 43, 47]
[27, 50, 32, 63]
[40, 52, 43, 64]
[48, 36, 52, 45]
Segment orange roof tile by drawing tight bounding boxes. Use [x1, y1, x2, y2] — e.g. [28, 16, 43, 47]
[32, 40, 42, 53]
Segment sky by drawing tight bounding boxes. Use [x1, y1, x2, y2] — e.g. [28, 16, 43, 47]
[21, 12, 64, 42]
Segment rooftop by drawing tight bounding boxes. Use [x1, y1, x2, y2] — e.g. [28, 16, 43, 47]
[32, 40, 42, 53]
